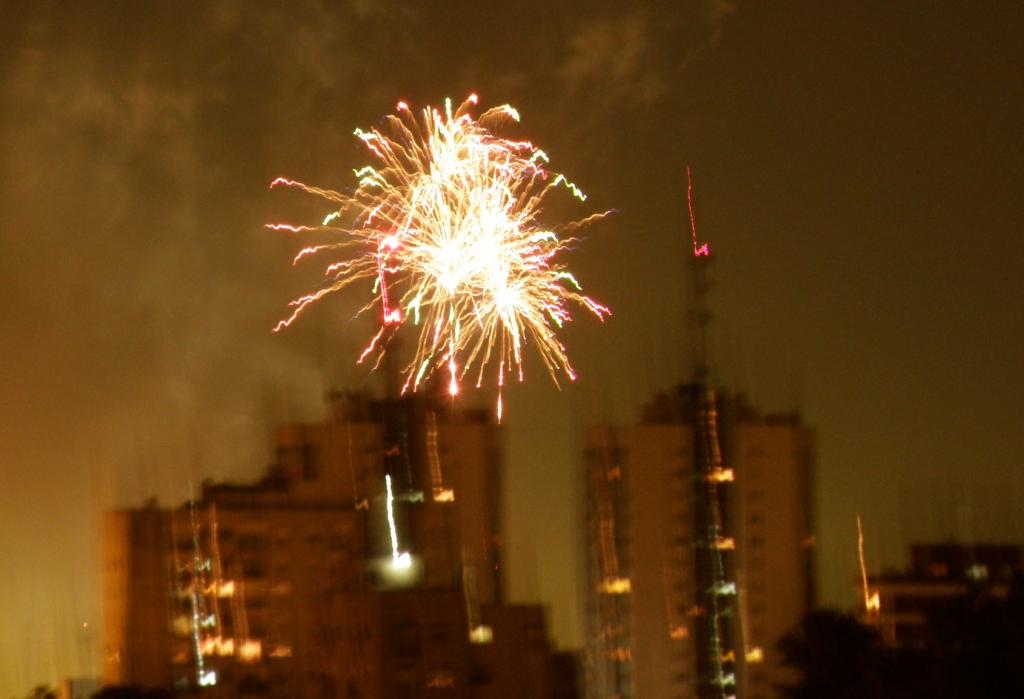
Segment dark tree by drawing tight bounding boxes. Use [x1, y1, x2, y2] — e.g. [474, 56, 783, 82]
[777, 610, 890, 699]
[780, 582, 1024, 699]
[923, 581, 1024, 698]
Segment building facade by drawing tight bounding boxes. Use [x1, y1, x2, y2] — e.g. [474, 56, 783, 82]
[584, 385, 815, 699]
[102, 389, 562, 698]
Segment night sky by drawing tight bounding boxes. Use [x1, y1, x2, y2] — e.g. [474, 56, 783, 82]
[2, 1, 1022, 693]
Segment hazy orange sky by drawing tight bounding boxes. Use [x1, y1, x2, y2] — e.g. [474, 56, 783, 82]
[1, 1, 1022, 694]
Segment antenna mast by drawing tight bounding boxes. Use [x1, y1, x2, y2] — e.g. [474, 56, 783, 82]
[688, 165, 713, 383]
[686, 167, 740, 698]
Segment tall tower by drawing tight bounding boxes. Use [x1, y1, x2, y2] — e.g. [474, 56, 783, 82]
[686, 168, 741, 698]
[585, 170, 814, 698]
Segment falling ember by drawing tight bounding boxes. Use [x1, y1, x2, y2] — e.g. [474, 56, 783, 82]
[269, 95, 610, 416]
[857, 515, 881, 614]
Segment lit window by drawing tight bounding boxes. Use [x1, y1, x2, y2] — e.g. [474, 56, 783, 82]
[433, 489, 455, 502]
[239, 640, 262, 663]
[707, 468, 734, 483]
[469, 625, 493, 644]
[713, 581, 737, 596]
[426, 671, 455, 688]
[967, 564, 989, 581]
[269, 644, 293, 658]
[607, 647, 631, 662]
[600, 577, 632, 594]
[172, 616, 191, 636]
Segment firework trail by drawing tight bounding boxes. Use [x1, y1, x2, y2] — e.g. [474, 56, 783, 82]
[269, 95, 609, 416]
[857, 515, 880, 614]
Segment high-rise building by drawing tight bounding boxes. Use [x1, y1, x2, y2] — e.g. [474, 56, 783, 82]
[102, 505, 173, 689]
[101, 389, 562, 698]
[583, 385, 815, 699]
[583, 173, 817, 698]
[272, 389, 503, 606]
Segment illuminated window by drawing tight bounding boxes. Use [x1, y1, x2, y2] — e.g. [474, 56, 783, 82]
[426, 671, 455, 688]
[239, 640, 262, 663]
[713, 581, 737, 595]
[600, 577, 632, 594]
[608, 647, 631, 662]
[967, 564, 988, 581]
[469, 625, 493, 644]
[707, 468, 734, 483]
[268, 644, 292, 658]
[172, 616, 191, 636]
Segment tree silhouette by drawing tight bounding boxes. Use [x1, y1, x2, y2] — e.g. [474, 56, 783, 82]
[923, 580, 1024, 698]
[777, 610, 890, 699]
[779, 581, 1024, 699]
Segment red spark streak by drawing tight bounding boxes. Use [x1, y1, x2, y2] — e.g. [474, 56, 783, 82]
[687, 166, 710, 258]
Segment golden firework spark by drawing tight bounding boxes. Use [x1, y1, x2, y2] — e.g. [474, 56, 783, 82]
[270, 95, 609, 417]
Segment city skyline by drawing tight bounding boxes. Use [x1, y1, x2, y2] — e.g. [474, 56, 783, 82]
[2, 2, 1023, 695]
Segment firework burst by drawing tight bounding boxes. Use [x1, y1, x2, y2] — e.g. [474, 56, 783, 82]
[270, 95, 609, 417]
